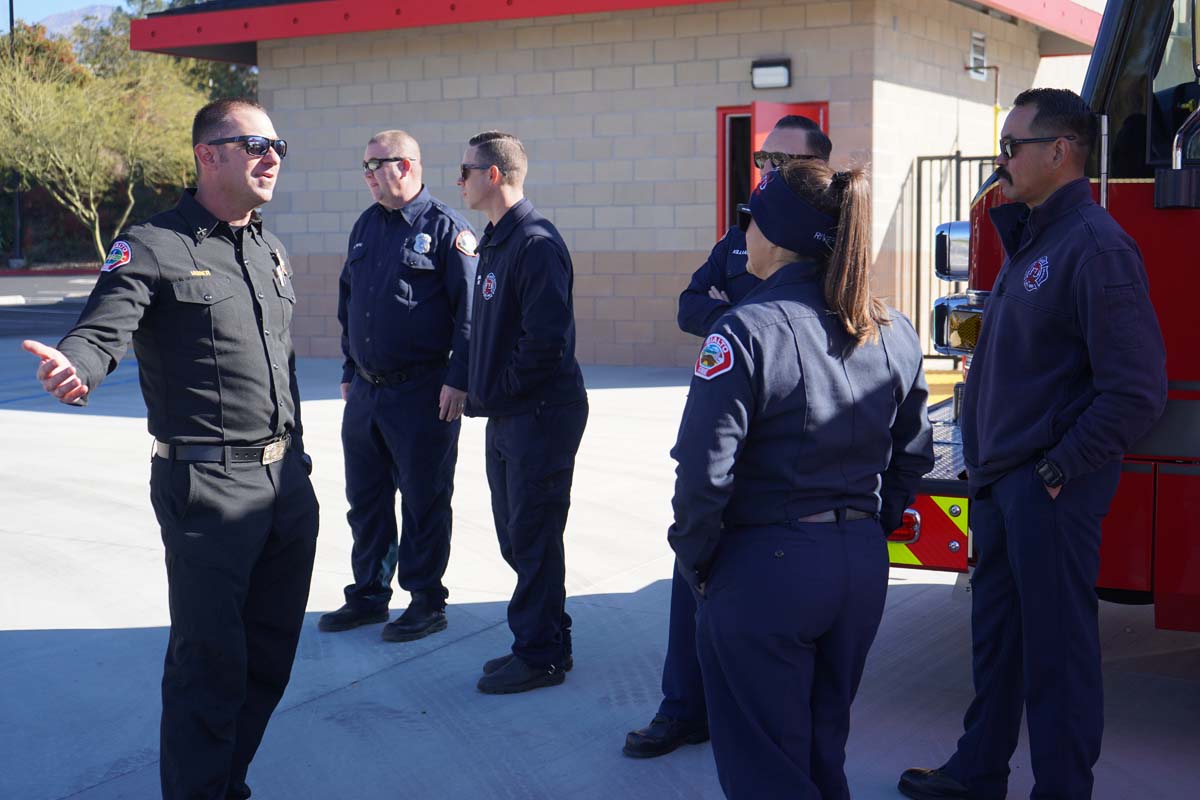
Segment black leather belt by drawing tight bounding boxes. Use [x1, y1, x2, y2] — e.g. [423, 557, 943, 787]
[796, 508, 876, 524]
[153, 436, 290, 465]
[355, 361, 445, 387]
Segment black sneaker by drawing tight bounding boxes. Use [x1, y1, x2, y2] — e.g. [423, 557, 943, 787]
[622, 714, 710, 758]
[317, 604, 389, 633]
[380, 601, 447, 643]
[477, 655, 566, 694]
[897, 768, 970, 799]
[482, 653, 574, 675]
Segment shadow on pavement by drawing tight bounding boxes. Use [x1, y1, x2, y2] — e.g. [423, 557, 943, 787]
[3, 582, 1198, 800]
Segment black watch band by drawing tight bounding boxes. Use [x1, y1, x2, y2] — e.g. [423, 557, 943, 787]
[1035, 458, 1065, 488]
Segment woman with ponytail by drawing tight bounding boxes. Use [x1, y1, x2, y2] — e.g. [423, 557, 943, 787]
[666, 161, 934, 799]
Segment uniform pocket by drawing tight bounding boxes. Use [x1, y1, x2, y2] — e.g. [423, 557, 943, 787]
[1103, 283, 1144, 351]
[171, 276, 245, 351]
[274, 275, 296, 330]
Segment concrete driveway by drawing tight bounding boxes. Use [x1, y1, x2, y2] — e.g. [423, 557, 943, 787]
[1, 314, 1197, 800]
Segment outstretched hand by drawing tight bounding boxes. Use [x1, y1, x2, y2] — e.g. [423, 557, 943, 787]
[22, 340, 89, 405]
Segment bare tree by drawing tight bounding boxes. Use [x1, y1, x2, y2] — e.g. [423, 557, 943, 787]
[0, 51, 202, 261]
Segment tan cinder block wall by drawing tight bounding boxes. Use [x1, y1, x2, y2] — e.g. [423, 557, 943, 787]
[256, 0, 1044, 365]
[869, 0, 1039, 339]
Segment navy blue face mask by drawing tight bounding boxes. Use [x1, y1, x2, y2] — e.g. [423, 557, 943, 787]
[737, 170, 837, 260]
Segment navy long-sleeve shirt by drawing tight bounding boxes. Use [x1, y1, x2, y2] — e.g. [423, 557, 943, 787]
[465, 198, 586, 416]
[676, 226, 760, 337]
[338, 187, 477, 389]
[961, 177, 1167, 488]
[668, 260, 934, 589]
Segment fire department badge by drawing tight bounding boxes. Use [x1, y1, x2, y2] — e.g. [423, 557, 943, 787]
[1023, 256, 1049, 292]
[413, 233, 432, 254]
[455, 229, 478, 257]
[694, 333, 734, 380]
[482, 272, 497, 300]
[101, 241, 131, 272]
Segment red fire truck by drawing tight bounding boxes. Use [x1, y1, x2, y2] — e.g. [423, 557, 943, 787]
[889, 0, 1200, 632]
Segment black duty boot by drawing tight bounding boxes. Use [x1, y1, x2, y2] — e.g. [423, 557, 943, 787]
[381, 596, 447, 642]
[622, 714, 710, 758]
[482, 652, 574, 675]
[318, 603, 389, 633]
[898, 768, 970, 799]
[477, 656, 566, 694]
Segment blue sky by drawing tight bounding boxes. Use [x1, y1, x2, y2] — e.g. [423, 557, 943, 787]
[1, 2, 120, 34]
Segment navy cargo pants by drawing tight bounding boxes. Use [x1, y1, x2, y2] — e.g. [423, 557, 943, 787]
[696, 518, 889, 800]
[341, 369, 458, 610]
[657, 567, 706, 724]
[150, 446, 319, 800]
[484, 397, 588, 668]
[942, 461, 1120, 800]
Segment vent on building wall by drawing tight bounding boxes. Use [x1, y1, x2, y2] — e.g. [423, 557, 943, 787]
[968, 31, 988, 81]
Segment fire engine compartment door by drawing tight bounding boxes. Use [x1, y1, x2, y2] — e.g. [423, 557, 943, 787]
[1154, 463, 1200, 632]
[1098, 462, 1155, 592]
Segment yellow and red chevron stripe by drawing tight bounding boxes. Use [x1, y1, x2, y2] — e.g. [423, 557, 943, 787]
[888, 493, 969, 572]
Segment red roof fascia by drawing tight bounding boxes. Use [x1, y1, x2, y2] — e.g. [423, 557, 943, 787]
[980, 0, 1101, 46]
[130, 0, 729, 54]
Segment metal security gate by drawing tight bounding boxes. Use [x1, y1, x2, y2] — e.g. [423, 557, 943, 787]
[912, 152, 995, 358]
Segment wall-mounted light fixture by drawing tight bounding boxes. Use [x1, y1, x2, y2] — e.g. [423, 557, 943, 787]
[751, 58, 791, 90]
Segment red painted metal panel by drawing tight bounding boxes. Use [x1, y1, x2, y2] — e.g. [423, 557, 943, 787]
[1153, 465, 1200, 632]
[1097, 465, 1154, 592]
[131, 0, 729, 53]
[894, 492, 970, 572]
[1107, 182, 1200, 385]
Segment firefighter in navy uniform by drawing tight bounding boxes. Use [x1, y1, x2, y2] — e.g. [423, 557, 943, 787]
[318, 131, 477, 642]
[900, 91, 1167, 800]
[669, 163, 933, 800]
[23, 99, 319, 800]
[457, 131, 589, 695]
[626, 115, 835, 759]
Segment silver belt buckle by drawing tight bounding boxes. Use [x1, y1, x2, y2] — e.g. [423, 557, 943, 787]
[261, 440, 286, 465]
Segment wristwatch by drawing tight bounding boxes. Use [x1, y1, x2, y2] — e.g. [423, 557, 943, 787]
[1035, 458, 1065, 489]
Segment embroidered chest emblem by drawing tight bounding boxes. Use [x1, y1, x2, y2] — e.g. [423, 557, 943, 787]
[413, 233, 433, 254]
[482, 272, 497, 300]
[1023, 256, 1050, 292]
[694, 334, 734, 380]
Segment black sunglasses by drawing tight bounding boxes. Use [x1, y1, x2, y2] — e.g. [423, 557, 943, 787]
[206, 135, 287, 158]
[363, 156, 417, 172]
[998, 134, 1076, 159]
[752, 150, 818, 170]
[460, 163, 497, 182]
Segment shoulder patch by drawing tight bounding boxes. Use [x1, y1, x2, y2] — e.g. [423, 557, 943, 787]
[694, 333, 734, 380]
[455, 229, 479, 257]
[101, 241, 131, 272]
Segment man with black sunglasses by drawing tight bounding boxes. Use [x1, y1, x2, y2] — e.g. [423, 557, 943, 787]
[900, 89, 1166, 800]
[22, 98, 318, 800]
[319, 130, 478, 643]
[457, 130, 588, 695]
[623, 114, 832, 760]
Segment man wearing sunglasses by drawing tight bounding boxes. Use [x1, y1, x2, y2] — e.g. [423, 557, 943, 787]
[319, 130, 477, 643]
[900, 89, 1166, 800]
[22, 98, 318, 800]
[457, 131, 588, 694]
[622, 114, 832, 760]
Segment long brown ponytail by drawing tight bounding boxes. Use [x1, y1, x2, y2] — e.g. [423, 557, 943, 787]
[779, 161, 889, 345]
